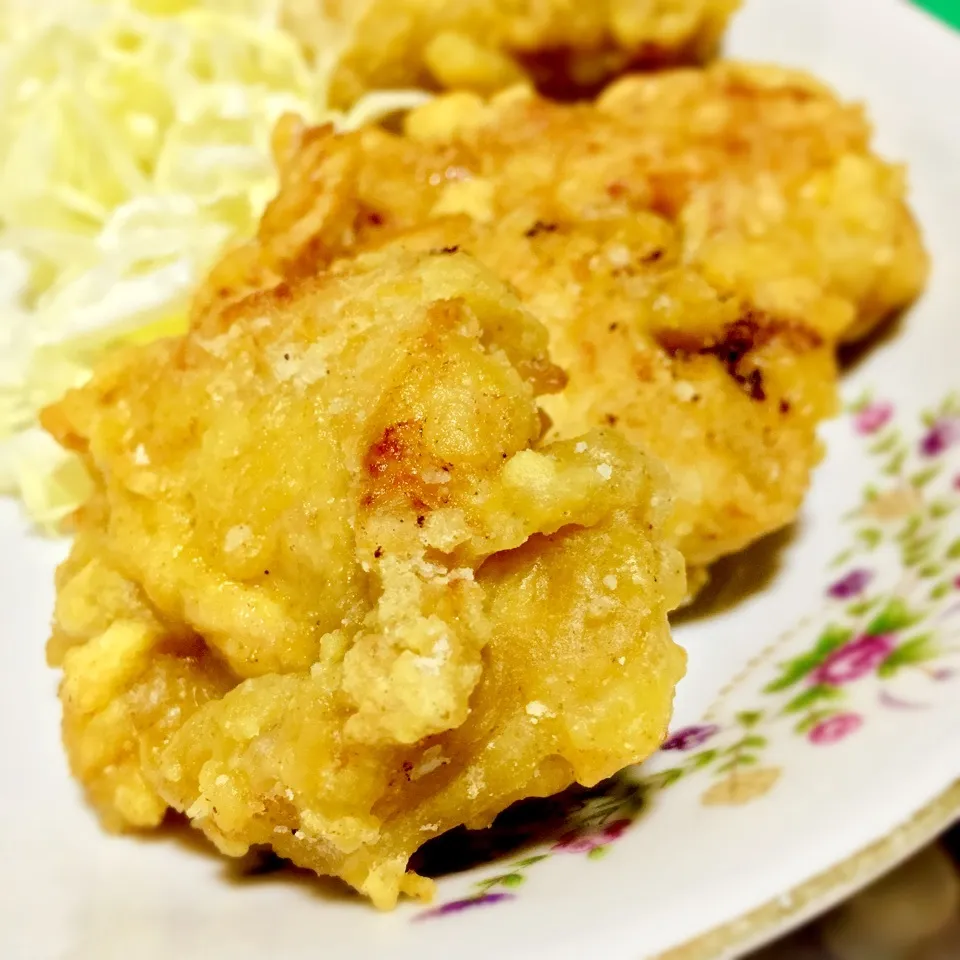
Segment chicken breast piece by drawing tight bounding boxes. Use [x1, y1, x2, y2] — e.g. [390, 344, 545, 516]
[44, 251, 686, 908]
[284, 0, 740, 108]
[194, 62, 926, 570]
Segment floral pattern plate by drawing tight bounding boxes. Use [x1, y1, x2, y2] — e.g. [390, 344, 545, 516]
[3, 1, 960, 958]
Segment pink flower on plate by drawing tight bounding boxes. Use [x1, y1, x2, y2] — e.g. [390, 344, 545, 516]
[809, 713, 863, 745]
[827, 569, 872, 599]
[662, 724, 719, 751]
[853, 401, 893, 435]
[553, 818, 631, 854]
[415, 893, 514, 921]
[811, 634, 895, 686]
[920, 418, 960, 457]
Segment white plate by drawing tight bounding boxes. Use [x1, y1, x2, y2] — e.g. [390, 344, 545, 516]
[3, 1, 960, 958]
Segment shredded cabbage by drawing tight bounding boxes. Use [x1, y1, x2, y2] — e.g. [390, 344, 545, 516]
[0, 0, 429, 531]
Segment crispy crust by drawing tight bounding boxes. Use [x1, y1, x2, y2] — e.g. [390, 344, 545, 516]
[283, 0, 741, 108]
[45, 251, 686, 906]
[194, 62, 927, 566]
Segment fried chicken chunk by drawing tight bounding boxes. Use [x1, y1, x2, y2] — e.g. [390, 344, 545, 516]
[44, 251, 686, 908]
[195, 62, 927, 569]
[284, 0, 740, 107]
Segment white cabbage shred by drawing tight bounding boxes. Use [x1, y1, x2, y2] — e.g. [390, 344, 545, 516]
[0, 0, 429, 530]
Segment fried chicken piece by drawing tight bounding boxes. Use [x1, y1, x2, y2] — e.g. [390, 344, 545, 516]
[193, 62, 926, 570]
[343, 219, 835, 571]
[283, 0, 740, 108]
[204, 62, 926, 344]
[44, 251, 686, 907]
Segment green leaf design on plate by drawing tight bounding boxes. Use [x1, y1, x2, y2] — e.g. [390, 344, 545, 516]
[878, 634, 940, 677]
[897, 516, 923, 542]
[480, 872, 526, 890]
[856, 528, 883, 550]
[736, 710, 763, 728]
[869, 431, 901, 455]
[929, 500, 954, 519]
[689, 749, 718, 770]
[764, 625, 852, 692]
[794, 709, 836, 735]
[946, 538, 960, 560]
[656, 768, 684, 789]
[918, 563, 942, 579]
[513, 855, 549, 868]
[830, 548, 855, 569]
[587, 846, 608, 860]
[910, 465, 942, 489]
[903, 533, 937, 557]
[866, 597, 919, 635]
[883, 449, 907, 476]
[847, 597, 881, 617]
[717, 754, 759, 773]
[725, 735, 768, 751]
[848, 391, 873, 415]
[931, 581, 953, 600]
[809, 626, 852, 658]
[783, 684, 844, 714]
[910, 532, 938, 550]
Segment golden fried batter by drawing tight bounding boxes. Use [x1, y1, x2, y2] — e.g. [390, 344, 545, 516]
[283, 0, 740, 107]
[44, 251, 686, 907]
[195, 62, 927, 568]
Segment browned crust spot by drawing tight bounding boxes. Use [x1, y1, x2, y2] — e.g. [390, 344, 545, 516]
[363, 420, 454, 511]
[657, 312, 823, 402]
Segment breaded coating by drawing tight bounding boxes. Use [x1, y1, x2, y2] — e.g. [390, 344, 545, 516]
[283, 0, 740, 107]
[356, 220, 834, 570]
[195, 62, 927, 568]
[44, 251, 686, 907]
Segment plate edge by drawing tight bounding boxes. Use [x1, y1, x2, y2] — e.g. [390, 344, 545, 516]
[650, 777, 960, 960]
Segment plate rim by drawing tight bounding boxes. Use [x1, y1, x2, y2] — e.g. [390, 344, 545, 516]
[652, 778, 960, 960]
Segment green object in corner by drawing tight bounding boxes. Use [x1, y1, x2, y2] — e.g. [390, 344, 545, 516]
[911, 0, 960, 31]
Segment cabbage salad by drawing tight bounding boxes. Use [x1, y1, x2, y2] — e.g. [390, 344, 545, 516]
[0, 0, 427, 529]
